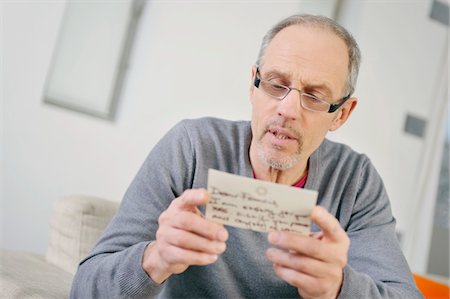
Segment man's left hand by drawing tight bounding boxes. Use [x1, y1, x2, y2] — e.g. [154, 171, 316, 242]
[266, 206, 350, 299]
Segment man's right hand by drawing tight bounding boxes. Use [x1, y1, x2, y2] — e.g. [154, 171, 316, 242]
[142, 188, 228, 284]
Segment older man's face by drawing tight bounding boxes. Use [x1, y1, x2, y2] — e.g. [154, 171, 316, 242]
[249, 25, 350, 170]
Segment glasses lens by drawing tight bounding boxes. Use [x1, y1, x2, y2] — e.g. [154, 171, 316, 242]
[259, 81, 289, 99]
[301, 94, 329, 112]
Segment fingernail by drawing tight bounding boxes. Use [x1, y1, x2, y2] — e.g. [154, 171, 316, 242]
[216, 229, 228, 242]
[268, 232, 280, 244]
[209, 255, 218, 262]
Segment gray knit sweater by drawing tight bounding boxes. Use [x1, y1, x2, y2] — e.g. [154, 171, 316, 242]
[70, 117, 423, 299]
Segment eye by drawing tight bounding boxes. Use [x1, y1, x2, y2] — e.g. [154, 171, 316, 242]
[259, 81, 288, 97]
[266, 82, 288, 94]
[271, 83, 286, 90]
[304, 93, 323, 102]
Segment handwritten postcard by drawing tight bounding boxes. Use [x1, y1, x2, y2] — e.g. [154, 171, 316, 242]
[205, 169, 318, 235]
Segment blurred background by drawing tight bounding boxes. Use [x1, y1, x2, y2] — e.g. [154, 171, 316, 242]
[1, 0, 448, 282]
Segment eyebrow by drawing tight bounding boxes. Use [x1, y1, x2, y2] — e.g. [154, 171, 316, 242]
[261, 68, 334, 99]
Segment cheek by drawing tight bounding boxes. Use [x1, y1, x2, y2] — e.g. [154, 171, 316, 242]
[306, 113, 335, 131]
[301, 118, 334, 149]
[251, 97, 272, 127]
[250, 97, 263, 136]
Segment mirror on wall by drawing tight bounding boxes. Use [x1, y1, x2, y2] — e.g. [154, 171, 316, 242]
[43, 0, 144, 120]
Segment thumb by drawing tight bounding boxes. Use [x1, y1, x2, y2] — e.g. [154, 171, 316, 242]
[311, 206, 346, 242]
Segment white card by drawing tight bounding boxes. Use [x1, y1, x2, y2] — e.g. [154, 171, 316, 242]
[205, 169, 318, 234]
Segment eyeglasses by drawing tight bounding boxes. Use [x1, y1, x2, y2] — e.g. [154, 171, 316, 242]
[253, 67, 350, 113]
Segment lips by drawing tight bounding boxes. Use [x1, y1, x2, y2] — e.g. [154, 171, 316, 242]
[267, 127, 298, 141]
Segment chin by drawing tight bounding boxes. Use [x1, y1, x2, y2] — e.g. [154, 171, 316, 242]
[257, 147, 301, 170]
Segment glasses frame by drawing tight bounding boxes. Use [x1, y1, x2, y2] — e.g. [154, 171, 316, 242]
[253, 67, 351, 113]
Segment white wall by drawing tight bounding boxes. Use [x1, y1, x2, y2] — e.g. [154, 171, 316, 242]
[0, 3, 4, 245]
[1, 0, 447, 276]
[1, 1, 304, 253]
[333, 0, 448, 272]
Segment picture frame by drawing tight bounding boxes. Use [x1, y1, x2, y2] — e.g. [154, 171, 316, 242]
[43, 0, 144, 120]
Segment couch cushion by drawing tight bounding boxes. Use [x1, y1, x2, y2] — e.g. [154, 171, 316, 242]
[46, 195, 119, 275]
[0, 250, 73, 299]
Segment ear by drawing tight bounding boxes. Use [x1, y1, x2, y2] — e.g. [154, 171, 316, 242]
[329, 98, 358, 131]
[249, 65, 257, 102]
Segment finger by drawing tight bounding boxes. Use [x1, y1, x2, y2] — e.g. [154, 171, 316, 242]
[266, 248, 336, 278]
[273, 263, 342, 299]
[170, 211, 229, 242]
[159, 244, 219, 267]
[161, 226, 226, 255]
[173, 189, 209, 209]
[272, 263, 320, 292]
[268, 231, 328, 261]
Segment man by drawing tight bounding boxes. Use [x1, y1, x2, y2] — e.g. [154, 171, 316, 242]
[71, 14, 423, 298]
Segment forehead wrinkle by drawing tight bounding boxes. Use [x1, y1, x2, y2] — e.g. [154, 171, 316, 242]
[259, 67, 291, 79]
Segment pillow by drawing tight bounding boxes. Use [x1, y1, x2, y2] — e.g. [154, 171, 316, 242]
[46, 195, 119, 275]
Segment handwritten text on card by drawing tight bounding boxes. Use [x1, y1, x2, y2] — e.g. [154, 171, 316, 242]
[205, 169, 318, 234]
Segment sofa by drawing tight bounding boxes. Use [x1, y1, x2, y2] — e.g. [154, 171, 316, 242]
[0, 195, 119, 299]
[2, 196, 446, 298]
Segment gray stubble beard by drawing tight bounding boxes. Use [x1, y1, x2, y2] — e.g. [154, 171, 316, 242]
[256, 131, 303, 170]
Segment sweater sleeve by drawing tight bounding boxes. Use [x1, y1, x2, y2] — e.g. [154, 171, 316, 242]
[70, 120, 195, 299]
[337, 158, 423, 299]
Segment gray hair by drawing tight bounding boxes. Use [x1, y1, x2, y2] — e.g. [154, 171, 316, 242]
[256, 14, 361, 97]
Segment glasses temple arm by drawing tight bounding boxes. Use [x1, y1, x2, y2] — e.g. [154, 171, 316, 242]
[328, 94, 351, 113]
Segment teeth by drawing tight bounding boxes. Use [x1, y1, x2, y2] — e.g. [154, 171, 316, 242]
[273, 132, 289, 139]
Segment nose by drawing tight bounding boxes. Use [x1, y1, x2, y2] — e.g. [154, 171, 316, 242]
[276, 89, 301, 120]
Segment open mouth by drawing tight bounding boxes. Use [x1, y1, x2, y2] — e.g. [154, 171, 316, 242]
[268, 128, 297, 140]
